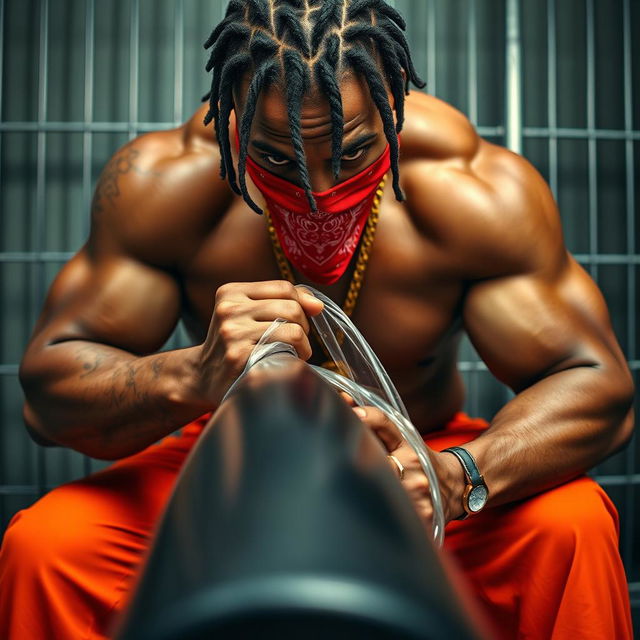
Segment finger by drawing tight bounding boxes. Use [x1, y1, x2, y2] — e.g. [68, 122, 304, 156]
[394, 461, 434, 526]
[415, 500, 434, 528]
[235, 280, 324, 316]
[294, 286, 325, 316]
[253, 321, 313, 361]
[407, 483, 434, 525]
[250, 299, 312, 334]
[353, 406, 403, 452]
[340, 391, 356, 406]
[230, 280, 300, 301]
[387, 454, 405, 480]
[220, 281, 324, 320]
[402, 463, 430, 495]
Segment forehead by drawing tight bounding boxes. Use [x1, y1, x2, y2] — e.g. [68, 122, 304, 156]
[238, 72, 378, 136]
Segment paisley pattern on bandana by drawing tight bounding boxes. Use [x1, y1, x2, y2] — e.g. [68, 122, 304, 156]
[271, 200, 370, 271]
[245, 144, 391, 285]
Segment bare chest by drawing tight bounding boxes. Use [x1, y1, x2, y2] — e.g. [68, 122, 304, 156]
[178, 192, 464, 383]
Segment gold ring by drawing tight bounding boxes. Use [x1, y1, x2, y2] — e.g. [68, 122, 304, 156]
[387, 454, 405, 480]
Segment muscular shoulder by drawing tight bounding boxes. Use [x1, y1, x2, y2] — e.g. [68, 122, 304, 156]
[400, 91, 479, 161]
[89, 104, 233, 267]
[399, 93, 565, 280]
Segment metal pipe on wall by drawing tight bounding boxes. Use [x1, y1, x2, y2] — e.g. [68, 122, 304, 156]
[504, 0, 522, 154]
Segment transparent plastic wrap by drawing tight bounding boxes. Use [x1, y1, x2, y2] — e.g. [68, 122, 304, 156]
[225, 286, 445, 547]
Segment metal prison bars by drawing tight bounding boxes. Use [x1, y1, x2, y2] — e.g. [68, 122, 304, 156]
[0, 0, 638, 623]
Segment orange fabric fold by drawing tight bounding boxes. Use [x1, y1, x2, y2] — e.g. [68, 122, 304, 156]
[423, 414, 633, 640]
[0, 412, 632, 639]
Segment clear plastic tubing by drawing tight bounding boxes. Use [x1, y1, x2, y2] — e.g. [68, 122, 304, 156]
[224, 286, 445, 547]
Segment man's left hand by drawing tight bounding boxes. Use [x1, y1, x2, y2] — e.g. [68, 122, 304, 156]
[346, 400, 466, 525]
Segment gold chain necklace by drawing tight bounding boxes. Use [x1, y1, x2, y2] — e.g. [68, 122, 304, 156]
[264, 176, 386, 372]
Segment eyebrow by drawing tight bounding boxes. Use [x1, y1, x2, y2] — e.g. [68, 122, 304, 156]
[341, 132, 378, 155]
[250, 132, 379, 162]
[251, 140, 295, 162]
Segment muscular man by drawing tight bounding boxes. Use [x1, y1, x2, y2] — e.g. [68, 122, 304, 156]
[0, 1, 634, 638]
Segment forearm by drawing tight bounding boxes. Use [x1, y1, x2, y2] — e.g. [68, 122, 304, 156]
[20, 340, 213, 459]
[459, 364, 634, 509]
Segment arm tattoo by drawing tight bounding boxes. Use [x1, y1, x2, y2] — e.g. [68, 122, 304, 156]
[151, 356, 165, 380]
[91, 147, 160, 216]
[76, 345, 105, 378]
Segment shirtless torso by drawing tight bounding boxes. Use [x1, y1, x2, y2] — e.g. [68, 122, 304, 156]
[19, 88, 633, 522]
[185, 94, 473, 431]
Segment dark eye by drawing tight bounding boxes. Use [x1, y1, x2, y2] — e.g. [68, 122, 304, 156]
[341, 147, 366, 162]
[264, 154, 291, 167]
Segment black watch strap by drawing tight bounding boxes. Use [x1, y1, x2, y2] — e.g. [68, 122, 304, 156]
[442, 446, 482, 486]
[442, 446, 488, 519]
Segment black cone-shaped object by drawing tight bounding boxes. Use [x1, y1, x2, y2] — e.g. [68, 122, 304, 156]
[114, 356, 489, 640]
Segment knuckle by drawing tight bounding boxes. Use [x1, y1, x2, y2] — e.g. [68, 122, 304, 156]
[300, 338, 313, 359]
[418, 505, 434, 522]
[408, 476, 430, 495]
[286, 323, 306, 342]
[216, 282, 236, 298]
[215, 299, 238, 319]
[217, 321, 238, 342]
[223, 345, 246, 369]
[380, 412, 395, 429]
[274, 280, 296, 297]
[279, 299, 300, 319]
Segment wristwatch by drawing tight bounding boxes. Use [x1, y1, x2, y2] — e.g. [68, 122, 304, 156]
[442, 446, 489, 519]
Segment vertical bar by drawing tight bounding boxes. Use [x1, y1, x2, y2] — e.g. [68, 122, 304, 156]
[505, 0, 522, 154]
[0, 0, 3, 115]
[35, 0, 50, 496]
[129, 0, 140, 140]
[622, 0, 636, 375]
[82, 0, 95, 241]
[547, 0, 558, 199]
[173, 0, 184, 126]
[467, 0, 478, 125]
[427, 0, 437, 96]
[621, 0, 635, 572]
[82, 0, 95, 477]
[0, 0, 5, 216]
[166, 0, 185, 352]
[585, 0, 598, 281]
[0, 0, 4, 528]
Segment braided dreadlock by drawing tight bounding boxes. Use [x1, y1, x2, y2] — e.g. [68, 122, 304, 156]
[203, 0, 425, 214]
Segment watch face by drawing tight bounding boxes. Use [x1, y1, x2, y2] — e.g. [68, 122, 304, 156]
[468, 485, 488, 512]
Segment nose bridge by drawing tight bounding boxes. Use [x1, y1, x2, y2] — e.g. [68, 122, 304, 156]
[303, 153, 335, 193]
[309, 171, 334, 193]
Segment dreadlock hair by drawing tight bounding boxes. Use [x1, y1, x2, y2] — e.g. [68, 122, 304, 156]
[203, 0, 425, 214]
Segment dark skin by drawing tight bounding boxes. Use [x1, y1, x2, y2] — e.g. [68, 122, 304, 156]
[19, 73, 634, 525]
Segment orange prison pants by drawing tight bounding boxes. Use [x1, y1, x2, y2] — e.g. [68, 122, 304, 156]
[0, 412, 633, 639]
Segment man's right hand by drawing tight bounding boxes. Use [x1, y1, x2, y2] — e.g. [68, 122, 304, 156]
[191, 281, 325, 406]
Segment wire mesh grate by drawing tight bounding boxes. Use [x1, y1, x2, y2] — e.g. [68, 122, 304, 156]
[0, 0, 638, 626]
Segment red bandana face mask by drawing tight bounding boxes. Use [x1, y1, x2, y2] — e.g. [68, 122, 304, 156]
[244, 145, 391, 285]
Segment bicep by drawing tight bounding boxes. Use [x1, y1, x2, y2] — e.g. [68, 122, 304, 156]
[27, 133, 200, 356]
[25, 121, 228, 357]
[463, 255, 626, 393]
[29, 246, 181, 356]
